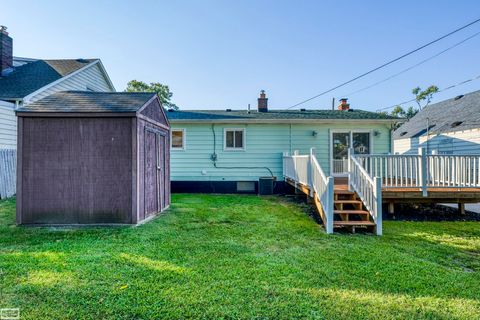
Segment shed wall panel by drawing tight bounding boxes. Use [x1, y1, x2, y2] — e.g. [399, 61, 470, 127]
[20, 117, 133, 224]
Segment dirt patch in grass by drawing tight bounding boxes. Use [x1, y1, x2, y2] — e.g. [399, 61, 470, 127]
[385, 203, 480, 222]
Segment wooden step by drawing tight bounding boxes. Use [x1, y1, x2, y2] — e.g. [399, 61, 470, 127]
[334, 189, 355, 195]
[334, 210, 370, 215]
[334, 220, 376, 227]
[334, 200, 362, 205]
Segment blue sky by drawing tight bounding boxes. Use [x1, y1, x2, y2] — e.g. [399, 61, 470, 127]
[2, 0, 480, 111]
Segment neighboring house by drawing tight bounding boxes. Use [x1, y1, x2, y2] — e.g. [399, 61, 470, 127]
[394, 89, 480, 155]
[0, 26, 115, 149]
[167, 92, 398, 193]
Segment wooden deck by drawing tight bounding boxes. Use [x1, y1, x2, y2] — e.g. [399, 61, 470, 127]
[332, 177, 480, 215]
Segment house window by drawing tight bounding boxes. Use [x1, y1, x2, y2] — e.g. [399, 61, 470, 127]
[171, 129, 185, 150]
[224, 128, 245, 150]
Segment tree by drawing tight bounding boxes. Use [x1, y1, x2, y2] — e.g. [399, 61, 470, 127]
[125, 80, 178, 110]
[388, 85, 438, 119]
[412, 85, 439, 110]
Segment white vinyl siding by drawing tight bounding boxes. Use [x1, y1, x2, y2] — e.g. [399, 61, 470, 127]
[25, 63, 114, 104]
[0, 101, 16, 149]
[395, 129, 480, 155]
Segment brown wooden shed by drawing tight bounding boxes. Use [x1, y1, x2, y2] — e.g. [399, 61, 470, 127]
[15, 91, 170, 225]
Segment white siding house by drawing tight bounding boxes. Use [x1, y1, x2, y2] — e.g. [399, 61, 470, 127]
[23, 61, 114, 104]
[0, 100, 16, 149]
[0, 59, 115, 149]
[394, 90, 480, 155]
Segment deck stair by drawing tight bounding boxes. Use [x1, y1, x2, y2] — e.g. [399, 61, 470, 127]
[332, 178, 376, 232]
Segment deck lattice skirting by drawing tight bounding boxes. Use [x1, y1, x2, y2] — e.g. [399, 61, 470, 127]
[283, 147, 480, 235]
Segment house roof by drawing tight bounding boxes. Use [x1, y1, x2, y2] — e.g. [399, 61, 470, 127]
[16, 91, 156, 113]
[0, 58, 99, 100]
[167, 109, 398, 123]
[393, 89, 480, 139]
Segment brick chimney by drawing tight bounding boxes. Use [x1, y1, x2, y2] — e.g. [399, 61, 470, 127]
[257, 90, 268, 112]
[0, 26, 13, 74]
[338, 98, 350, 111]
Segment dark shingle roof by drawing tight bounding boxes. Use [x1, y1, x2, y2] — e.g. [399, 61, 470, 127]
[16, 91, 156, 113]
[393, 90, 480, 139]
[0, 58, 98, 100]
[166, 109, 398, 122]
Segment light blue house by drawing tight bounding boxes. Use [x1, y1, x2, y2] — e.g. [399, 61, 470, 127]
[167, 91, 398, 193]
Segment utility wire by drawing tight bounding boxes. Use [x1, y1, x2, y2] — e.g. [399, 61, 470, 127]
[338, 30, 480, 98]
[286, 17, 480, 110]
[376, 74, 480, 112]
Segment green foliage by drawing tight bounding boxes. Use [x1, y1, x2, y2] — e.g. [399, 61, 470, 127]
[125, 80, 178, 110]
[0, 195, 479, 319]
[388, 85, 438, 121]
[412, 85, 439, 110]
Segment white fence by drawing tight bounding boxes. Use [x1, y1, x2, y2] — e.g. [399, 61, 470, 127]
[349, 153, 382, 235]
[283, 149, 334, 234]
[0, 149, 16, 199]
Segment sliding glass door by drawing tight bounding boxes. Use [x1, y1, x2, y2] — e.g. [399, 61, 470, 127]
[331, 131, 371, 175]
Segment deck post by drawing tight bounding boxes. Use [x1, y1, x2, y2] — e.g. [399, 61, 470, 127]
[374, 176, 383, 236]
[326, 176, 334, 234]
[347, 148, 354, 191]
[308, 148, 316, 197]
[458, 202, 465, 215]
[419, 147, 428, 197]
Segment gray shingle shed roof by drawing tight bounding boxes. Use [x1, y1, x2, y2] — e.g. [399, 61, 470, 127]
[393, 89, 480, 139]
[16, 91, 156, 113]
[167, 109, 398, 122]
[0, 58, 98, 100]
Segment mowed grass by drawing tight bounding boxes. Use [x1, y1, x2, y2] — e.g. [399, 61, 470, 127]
[0, 195, 479, 319]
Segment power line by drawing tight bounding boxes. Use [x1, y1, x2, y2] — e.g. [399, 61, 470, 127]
[286, 17, 480, 110]
[338, 30, 480, 98]
[376, 73, 480, 112]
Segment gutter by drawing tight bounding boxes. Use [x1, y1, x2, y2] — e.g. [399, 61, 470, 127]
[169, 118, 400, 125]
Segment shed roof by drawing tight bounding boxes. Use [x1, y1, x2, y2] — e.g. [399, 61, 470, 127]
[167, 109, 398, 122]
[16, 91, 157, 113]
[393, 89, 480, 139]
[0, 58, 99, 100]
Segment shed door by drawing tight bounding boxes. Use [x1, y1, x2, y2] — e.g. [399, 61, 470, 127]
[144, 130, 160, 216]
[158, 135, 166, 210]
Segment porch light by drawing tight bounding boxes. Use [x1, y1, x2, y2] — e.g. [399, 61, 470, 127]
[312, 130, 318, 137]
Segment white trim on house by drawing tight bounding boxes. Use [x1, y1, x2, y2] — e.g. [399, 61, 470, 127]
[223, 128, 246, 151]
[22, 60, 115, 105]
[171, 128, 186, 150]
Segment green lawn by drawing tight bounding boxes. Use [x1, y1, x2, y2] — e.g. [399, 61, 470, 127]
[0, 195, 479, 319]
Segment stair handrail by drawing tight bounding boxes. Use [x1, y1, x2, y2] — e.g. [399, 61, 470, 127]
[310, 148, 334, 234]
[348, 148, 382, 235]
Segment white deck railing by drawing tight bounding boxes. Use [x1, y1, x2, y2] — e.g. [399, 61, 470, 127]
[349, 152, 382, 235]
[427, 155, 480, 187]
[354, 154, 422, 188]
[354, 148, 480, 193]
[283, 149, 334, 234]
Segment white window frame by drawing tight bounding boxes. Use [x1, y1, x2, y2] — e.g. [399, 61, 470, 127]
[223, 128, 246, 151]
[171, 128, 186, 150]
